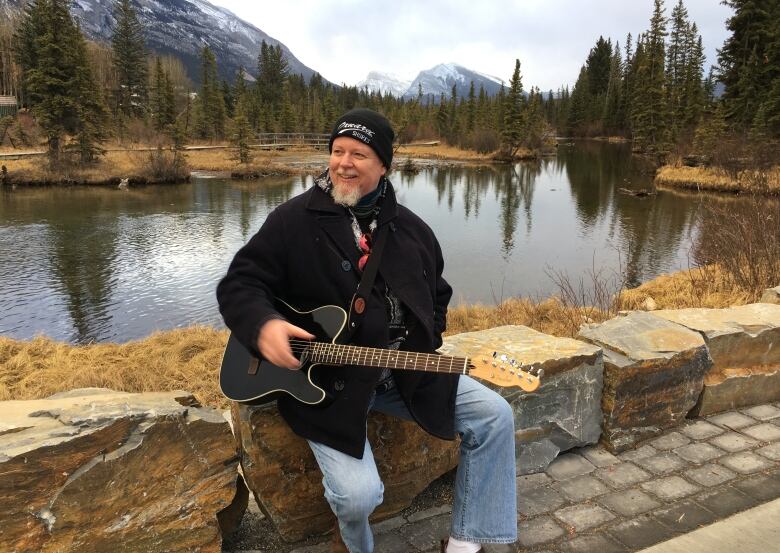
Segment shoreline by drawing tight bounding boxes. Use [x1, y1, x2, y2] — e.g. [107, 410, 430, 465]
[0, 265, 763, 410]
[654, 164, 780, 196]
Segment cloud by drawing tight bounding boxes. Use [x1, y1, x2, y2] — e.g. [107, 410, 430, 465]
[213, 0, 733, 90]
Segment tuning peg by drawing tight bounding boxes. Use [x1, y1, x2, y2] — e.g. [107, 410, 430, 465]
[537, 368, 544, 379]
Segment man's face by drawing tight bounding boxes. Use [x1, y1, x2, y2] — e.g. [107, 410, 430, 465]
[328, 137, 387, 206]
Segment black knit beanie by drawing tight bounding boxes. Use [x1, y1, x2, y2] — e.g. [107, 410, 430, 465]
[328, 108, 394, 168]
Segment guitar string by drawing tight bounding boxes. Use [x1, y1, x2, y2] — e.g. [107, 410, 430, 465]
[281, 339, 537, 378]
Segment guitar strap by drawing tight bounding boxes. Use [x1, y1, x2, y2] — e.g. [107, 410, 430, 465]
[345, 222, 390, 341]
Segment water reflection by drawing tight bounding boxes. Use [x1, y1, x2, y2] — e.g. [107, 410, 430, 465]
[0, 144, 720, 343]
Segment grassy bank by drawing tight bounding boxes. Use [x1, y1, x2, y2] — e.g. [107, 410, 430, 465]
[0, 265, 760, 410]
[655, 165, 780, 195]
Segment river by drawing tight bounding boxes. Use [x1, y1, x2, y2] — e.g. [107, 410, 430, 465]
[0, 141, 713, 343]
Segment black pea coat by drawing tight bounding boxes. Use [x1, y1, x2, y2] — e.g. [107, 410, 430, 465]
[216, 180, 459, 458]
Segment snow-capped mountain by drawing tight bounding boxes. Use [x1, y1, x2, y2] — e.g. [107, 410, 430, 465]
[0, 0, 322, 85]
[404, 63, 505, 100]
[356, 71, 412, 98]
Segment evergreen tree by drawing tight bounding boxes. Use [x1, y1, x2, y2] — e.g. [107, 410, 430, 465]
[603, 42, 623, 134]
[111, 0, 147, 119]
[466, 80, 476, 132]
[195, 46, 225, 140]
[14, 0, 107, 164]
[502, 59, 525, 156]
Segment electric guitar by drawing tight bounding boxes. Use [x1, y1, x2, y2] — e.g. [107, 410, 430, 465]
[220, 300, 543, 405]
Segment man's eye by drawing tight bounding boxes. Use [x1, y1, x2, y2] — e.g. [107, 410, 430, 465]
[354, 153, 366, 159]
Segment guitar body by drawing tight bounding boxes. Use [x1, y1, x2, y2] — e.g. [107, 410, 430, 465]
[219, 302, 348, 404]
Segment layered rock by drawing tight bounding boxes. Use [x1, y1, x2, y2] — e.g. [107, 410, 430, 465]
[577, 312, 711, 452]
[0, 389, 244, 553]
[231, 402, 458, 543]
[653, 303, 780, 415]
[440, 325, 603, 474]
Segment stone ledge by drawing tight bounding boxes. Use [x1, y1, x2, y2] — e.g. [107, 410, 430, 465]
[0, 389, 242, 553]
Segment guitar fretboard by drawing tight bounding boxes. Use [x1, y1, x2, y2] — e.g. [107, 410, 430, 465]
[291, 340, 471, 374]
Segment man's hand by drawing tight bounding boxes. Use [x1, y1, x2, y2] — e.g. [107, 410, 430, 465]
[257, 318, 315, 369]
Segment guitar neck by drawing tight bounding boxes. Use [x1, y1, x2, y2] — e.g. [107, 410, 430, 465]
[293, 340, 471, 375]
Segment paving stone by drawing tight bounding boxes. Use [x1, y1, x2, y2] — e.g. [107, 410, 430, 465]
[694, 486, 758, 518]
[578, 446, 620, 467]
[517, 486, 566, 516]
[373, 532, 412, 553]
[634, 452, 688, 475]
[708, 411, 756, 429]
[482, 544, 515, 553]
[516, 516, 565, 547]
[732, 470, 780, 502]
[652, 499, 717, 532]
[757, 442, 780, 460]
[553, 504, 615, 531]
[406, 504, 452, 523]
[741, 422, 780, 442]
[649, 431, 691, 450]
[594, 463, 652, 488]
[708, 431, 759, 452]
[553, 475, 610, 502]
[680, 420, 725, 440]
[403, 513, 451, 552]
[616, 444, 657, 462]
[719, 451, 775, 474]
[545, 453, 596, 481]
[371, 514, 407, 534]
[673, 442, 724, 463]
[640, 475, 700, 500]
[606, 515, 675, 550]
[684, 463, 737, 487]
[289, 543, 329, 553]
[516, 472, 553, 490]
[741, 404, 780, 420]
[559, 534, 628, 553]
[597, 488, 661, 516]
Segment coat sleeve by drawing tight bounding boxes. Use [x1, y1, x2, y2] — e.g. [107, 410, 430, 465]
[431, 234, 452, 349]
[216, 208, 288, 354]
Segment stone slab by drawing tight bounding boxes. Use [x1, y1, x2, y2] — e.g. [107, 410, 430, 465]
[731, 470, 780, 502]
[652, 499, 717, 532]
[649, 431, 691, 450]
[607, 515, 674, 550]
[545, 453, 596, 481]
[708, 431, 758, 452]
[0, 389, 241, 553]
[578, 446, 620, 467]
[707, 411, 756, 429]
[517, 485, 566, 516]
[684, 464, 736, 487]
[679, 420, 724, 440]
[742, 404, 780, 420]
[598, 488, 661, 516]
[757, 443, 780, 460]
[694, 487, 758, 518]
[640, 475, 700, 500]
[634, 452, 689, 475]
[672, 442, 724, 464]
[560, 534, 628, 553]
[578, 312, 710, 451]
[741, 422, 780, 441]
[553, 504, 616, 531]
[553, 475, 610, 502]
[516, 516, 565, 547]
[718, 451, 775, 474]
[442, 325, 603, 473]
[594, 463, 652, 488]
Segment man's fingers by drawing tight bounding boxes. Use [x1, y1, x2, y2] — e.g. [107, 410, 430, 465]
[257, 319, 313, 369]
[285, 323, 315, 340]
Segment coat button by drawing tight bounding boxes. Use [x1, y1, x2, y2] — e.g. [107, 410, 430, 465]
[423, 269, 428, 277]
[341, 260, 352, 271]
[334, 379, 345, 391]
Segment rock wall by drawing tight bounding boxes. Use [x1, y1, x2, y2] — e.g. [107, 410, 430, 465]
[0, 389, 244, 553]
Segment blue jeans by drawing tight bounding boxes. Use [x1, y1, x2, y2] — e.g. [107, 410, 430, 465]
[307, 376, 517, 553]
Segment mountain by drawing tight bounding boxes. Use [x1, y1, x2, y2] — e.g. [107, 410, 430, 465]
[356, 71, 412, 98]
[403, 63, 505, 100]
[0, 0, 323, 85]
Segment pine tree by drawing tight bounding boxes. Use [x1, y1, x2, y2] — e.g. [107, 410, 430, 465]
[195, 46, 225, 140]
[14, 0, 107, 164]
[466, 80, 476, 132]
[111, 0, 147, 119]
[603, 42, 623, 135]
[502, 59, 525, 156]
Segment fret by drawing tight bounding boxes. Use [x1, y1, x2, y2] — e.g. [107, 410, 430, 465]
[462, 356, 468, 375]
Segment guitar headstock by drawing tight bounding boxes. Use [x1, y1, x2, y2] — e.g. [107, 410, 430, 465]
[469, 350, 543, 392]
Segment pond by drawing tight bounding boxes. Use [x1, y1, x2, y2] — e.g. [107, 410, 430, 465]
[0, 141, 710, 343]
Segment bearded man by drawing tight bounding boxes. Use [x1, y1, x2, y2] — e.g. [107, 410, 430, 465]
[217, 108, 517, 553]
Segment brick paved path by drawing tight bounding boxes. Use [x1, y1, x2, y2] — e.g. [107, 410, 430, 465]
[223, 403, 780, 553]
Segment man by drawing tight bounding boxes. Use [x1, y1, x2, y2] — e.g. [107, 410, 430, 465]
[217, 108, 516, 553]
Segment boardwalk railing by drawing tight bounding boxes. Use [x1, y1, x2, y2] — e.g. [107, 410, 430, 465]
[253, 133, 329, 148]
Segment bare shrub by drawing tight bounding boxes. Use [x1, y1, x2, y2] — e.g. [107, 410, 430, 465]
[693, 195, 780, 299]
[544, 251, 631, 336]
[461, 128, 500, 154]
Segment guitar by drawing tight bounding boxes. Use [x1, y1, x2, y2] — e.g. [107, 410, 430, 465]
[220, 300, 543, 405]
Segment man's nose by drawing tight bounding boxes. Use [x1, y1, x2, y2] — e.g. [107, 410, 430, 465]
[339, 154, 354, 167]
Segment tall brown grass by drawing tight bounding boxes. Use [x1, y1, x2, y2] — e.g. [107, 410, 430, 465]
[0, 265, 765, 410]
[655, 165, 780, 195]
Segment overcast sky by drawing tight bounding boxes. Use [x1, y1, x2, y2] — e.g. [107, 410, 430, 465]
[210, 0, 733, 91]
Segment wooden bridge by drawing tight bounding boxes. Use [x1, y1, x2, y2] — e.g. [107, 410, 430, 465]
[252, 133, 329, 149]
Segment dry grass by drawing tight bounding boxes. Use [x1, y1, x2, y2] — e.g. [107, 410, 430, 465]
[0, 326, 231, 409]
[655, 165, 780, 195]
[396, 143, 495, 162]
[0, 266, 762, 409]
